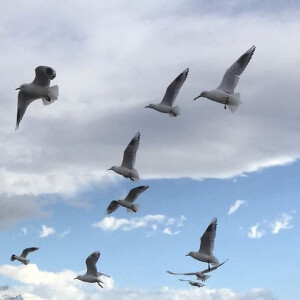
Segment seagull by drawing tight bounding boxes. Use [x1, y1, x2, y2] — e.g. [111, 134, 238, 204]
[108, 132, 141, 181]
[106, 185, 149, 214]
[194, 45, 255, 112]
[186, 217, 220, 270]
[15, 66, 59, 130]
[74, 251, 110, 288]
[166, 259, 228, 282]
[10, 247, 39, 265]
[179, 279, 205, 288]
[145, 68, 189, 117]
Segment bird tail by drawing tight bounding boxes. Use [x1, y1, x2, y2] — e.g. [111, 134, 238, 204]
[170, 106, 180, 117]
[10, 255, 16, 261]
[210, 255, 220, 267]
[42, 85, 59, 105]
[127, 204, 140, 213]
[201, 275, 211, 281]
[130, 170, 140, 181]
[228, 93, 240, 113]
[24, 259, 30, 265]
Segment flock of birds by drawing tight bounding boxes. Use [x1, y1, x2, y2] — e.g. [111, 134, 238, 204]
[10, 45, 256, 290]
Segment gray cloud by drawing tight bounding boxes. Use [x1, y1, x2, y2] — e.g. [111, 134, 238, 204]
[0, 1, 300, 195]
[0, 194, 48, 229]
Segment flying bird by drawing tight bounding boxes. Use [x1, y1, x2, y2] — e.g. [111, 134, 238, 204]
[15, 66, 59, 130]
[194, 45, 255, 112]
[10, 247, 39, 265]
[179, 279, 205, 288]
[74, 251, 110, 288]
[166, 259, 228, 282]
[186, 217, 220, 270]
[106, 185, 149, 214]
[108, 132, 141, 181]
[145, 68, 189, 117]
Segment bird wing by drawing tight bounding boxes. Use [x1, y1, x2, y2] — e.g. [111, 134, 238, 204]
[32, 66, 56, 86]
[167, 271, 196, 276]
[121, 132, 140, 169]
[106, 200, 120, 214]
[97, 272, 110, 278]
[199, 217, 217, 255]
[85, 251, 100, 276]
[20, 247, 39, 258]
[202, 258, 229, 274]
[124, 185, 149, 203]
[161, 68, 189, 107]
[16, 91, 36, 130]
[217, 46, 255, 93]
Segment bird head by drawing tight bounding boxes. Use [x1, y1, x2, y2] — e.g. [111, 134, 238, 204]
[145, 104, 154, 109]
[108, 166, 116, 171]
[15, 84, 27, 91]
[186, 252, 192, 257]
[194, 91, 208, 100]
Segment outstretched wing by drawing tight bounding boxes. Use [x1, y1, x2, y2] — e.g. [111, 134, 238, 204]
[161, 68, 189, 107]
[121, 132, 140, 169]
[32, 66, 56, 87]
[202, 258, 229, 274]
[217, 46, 255, 93]
[124, 185, 149, 203]
[86, 251, 100, 276]
[16, 91, 36, 130]
[20, 247, 39, 258]
[199, 217, 217, 255]
[167, 270, 196, 276]
[106, 200, 120, 214]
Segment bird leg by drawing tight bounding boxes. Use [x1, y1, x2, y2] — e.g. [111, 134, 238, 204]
[97, 282, 103, 288]
[45, 96, 51, 102]
[208, 263, 211, 271]
[224, 98, 229, 110]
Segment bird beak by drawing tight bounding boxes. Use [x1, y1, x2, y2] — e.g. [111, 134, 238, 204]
[145, 105, 150, 108]
[185, 253, 189, 256]
[15, 87, 20, 90]
[194, 95, 201, 101]
[107, 168, 112, 171]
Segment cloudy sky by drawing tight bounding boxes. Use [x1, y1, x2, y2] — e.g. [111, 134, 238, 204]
[0, 0, 299, 299]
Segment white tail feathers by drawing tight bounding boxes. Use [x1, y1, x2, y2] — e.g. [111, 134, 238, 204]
[210, 255, 220, 267]
[24, 259, 30, 265]
[127, 204, 140, 213]
[202, 275, 211, 281]
[228, 93, 240, 113]
[43, 85, 59, 105]
[170, 106, 180, 117]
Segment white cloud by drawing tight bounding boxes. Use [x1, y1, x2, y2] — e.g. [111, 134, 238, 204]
[0, 264, 277, 300]
[163, 227, 180, 235]
[93, 214, 187, 234]
[247, 223, 265, 239]
[228, 200, 246, 215]
[248, 212, 295, 238]
[0, 264, 114, 300]
[271, 213, 293, 234]
[0, 1, 299, 196]
[21, 227, 28, 235]
[58, 228, 71, 238]
[92, 215, 165, 231]
[39, 225, 55, 238]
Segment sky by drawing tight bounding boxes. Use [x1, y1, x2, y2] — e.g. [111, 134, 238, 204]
[0, 0, 299, 299]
